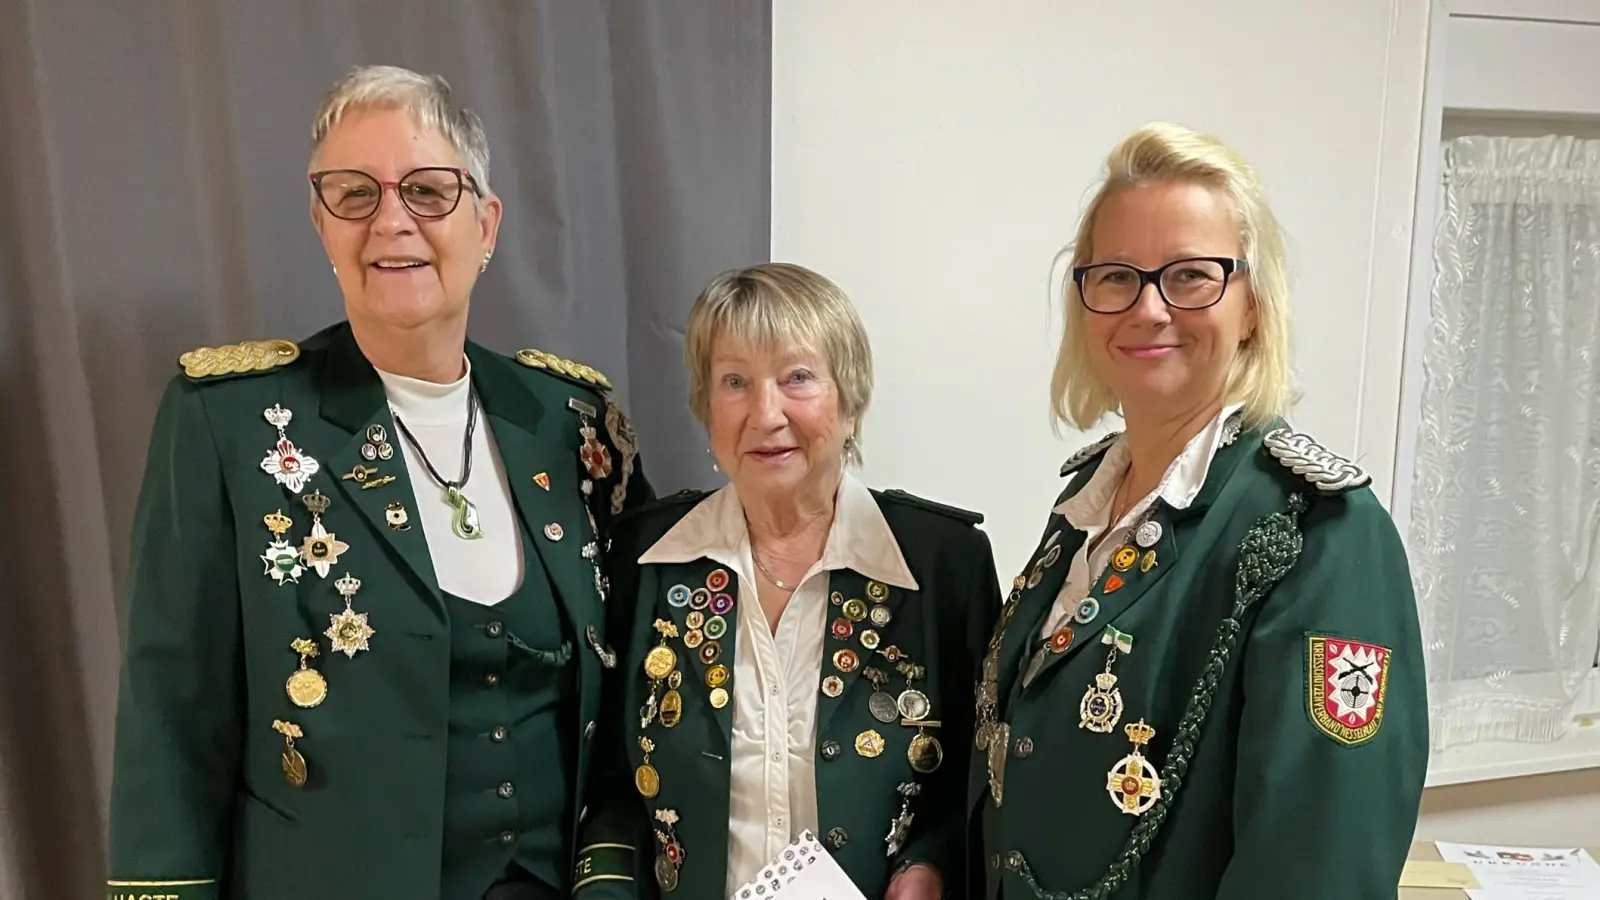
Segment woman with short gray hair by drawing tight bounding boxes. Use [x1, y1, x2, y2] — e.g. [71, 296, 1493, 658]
[105, 64, 650, 900]
[572, 263, 1000, 900]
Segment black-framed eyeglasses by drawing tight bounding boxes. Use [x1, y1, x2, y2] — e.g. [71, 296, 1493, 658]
[309, 166, 483, 221]
[1072, 256, 1249, 314]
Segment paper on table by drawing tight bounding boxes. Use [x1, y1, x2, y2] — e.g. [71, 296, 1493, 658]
[727, 830, 869, 900]
[1400, 860, 1481, 889]
[1435, 841, 1600, 900]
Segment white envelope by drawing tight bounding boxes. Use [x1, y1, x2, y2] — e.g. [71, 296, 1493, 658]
[728, 830, 869, 900]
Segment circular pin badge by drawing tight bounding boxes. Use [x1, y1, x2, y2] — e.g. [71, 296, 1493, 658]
[897, 689, 931, 721]
[866, 580, 890, 602]
[1027, 566, 1044, 589]
[703, 615, 728, 640]
[644, 645, 678, 681]
[683, 629, 704, 650]
[859, 629, 881, 651]
[544, 523, 565, 542]
[377, 443, 394, 461]
[667, 584, 692, 608]
[685, 610, 706, 630]
[868, 691, 899, 723]
[1112, 545, 1137, 572]
[361, 443, 377, 461]
[708, 686, 730, 709]
[1135, 520, 1163, 548]
[855, 729, 885, 758]
[833, 648, 860, 673]
[1042, 544, 1063, 568]
[668, 670, 683, 690]
[654, 853, 678, 891]
[709, 592, 735, 616]
[1141, 550, 1157, 573]
[869, 605, 892, 627]
[635, 763, 660, 798]
[706, 568, 730, 592]
[1049, 624, 1075, 653]
[842, 598, 867, 622]
[821, 675, 845, 697]
[831, 617, 854, 641]
[1074, 598, 1100, 626]
[698, 640, 722, 665]
[705, 664, 730, 688]
[689, 588, 711, 610]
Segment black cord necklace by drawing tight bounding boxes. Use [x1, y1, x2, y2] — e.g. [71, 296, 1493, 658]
[391, 387, 484, 540]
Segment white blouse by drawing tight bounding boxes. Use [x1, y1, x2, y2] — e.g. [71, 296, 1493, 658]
[638, 472, 919, 896]
[1041, 403, 1244, 639]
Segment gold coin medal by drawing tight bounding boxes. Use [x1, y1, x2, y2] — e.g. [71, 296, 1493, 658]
[635, 736, 660, 798]
[325, 573, 374, 658]
[905, 718, 944, 774]
[273, 719, 308, 787]
[1107, 719, 1162, 816]
[260, 509, 304, 585]
[1079, 627, 1133, 733]
[660, 688, 683, 728]
[297, 490, 347, 579]
[639, 619, 679, 727]
[285, 638, 327, 708]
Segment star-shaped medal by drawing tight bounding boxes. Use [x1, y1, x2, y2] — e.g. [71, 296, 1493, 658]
[326, 607, 375, 658]
[262, 541, 304, 584]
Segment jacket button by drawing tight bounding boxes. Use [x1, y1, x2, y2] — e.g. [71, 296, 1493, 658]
[498, 782, 515, 799]
[1006, 851, 1023, 871]
[826, 827, 848, 849]
[820, 740, 841, 761]
[1014, 737, 1033, 758]
[584, 720, 597, 739]
[484, 672, 500, 687]
[499, 830, 516, 845]
[486, 621, 504, 638]
[491, 726, 508, 742]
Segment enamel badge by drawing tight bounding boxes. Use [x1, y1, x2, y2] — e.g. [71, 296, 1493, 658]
[1307, 635, 1390, 746]
[260, 405, 320, 493]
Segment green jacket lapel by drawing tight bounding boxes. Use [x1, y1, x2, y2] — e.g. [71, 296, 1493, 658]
[316, 325, 444, 615]
[816, 570, 913, 738]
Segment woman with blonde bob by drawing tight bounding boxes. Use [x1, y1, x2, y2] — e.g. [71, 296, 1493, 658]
[574, 263, 999, 900]
[971, 123, 1426, 900]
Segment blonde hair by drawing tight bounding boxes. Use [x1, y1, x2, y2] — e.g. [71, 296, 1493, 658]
[310, 65, 494, 196]
[1049, 122, 1295, 431]
[684, 263, 874, 465]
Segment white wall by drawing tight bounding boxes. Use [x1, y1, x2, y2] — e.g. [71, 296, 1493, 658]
[771, 0, 1427, 586]
[770, 0, 1600, 847]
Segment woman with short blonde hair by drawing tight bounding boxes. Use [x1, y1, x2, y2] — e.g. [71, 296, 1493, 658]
[575, 262, 999, 900]
[974, 123, 1426, 900]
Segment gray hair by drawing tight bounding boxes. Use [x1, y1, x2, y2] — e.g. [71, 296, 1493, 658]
[310, 65, 494, 195]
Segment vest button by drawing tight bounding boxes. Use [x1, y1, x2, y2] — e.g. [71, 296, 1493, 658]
[498, 782, 516, 798]
[499, 830, 516, 845]
[820, 740, 841, 761]
[825, 827, 848, 849]
[1014, 737, 1033, 758]
[491, 726, 508, 742]
[487, 621, 504, 638]
[485, 672, 501, 687]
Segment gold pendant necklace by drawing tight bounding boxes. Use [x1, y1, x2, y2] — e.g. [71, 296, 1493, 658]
[752, 552, 793, 590]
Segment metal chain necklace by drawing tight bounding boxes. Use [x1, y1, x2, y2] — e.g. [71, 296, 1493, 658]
[391, 388, 484, 541]
[752, 550, 795, 591]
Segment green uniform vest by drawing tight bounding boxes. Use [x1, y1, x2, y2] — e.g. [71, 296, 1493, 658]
[442, 528, 576, 899]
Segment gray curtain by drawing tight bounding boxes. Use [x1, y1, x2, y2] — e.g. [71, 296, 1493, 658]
[0, 1, 770, 896]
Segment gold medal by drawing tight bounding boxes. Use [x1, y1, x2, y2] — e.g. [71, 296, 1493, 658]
[660, 690, 683, 728]
[285, 638, 326, 708]
[908, 729, 943, 773]
[709, 686, 730, 709]
[636, 736, 660, 797]
[644, 619, 680, 680]
[855, 728, 885, 758]
[1112, 545, 1138, 572]
[273, 720, 307, 787]
[1141, 550, 1157, 572]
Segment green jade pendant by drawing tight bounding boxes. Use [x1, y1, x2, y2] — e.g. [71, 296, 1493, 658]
[444, 486, 483, 540]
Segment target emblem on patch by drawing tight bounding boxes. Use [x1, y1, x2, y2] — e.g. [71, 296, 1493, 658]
[1306, 635, 1391, 746]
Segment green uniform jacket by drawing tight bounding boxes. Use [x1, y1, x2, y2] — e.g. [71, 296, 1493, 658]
[973, 422, 1428, 900]
[573, 487, 1002, 900]
[105, 323, 652, 900]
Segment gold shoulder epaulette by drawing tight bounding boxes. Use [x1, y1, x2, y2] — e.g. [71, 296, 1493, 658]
[178, 338, 300, 380]
[516, 348, 613, 390]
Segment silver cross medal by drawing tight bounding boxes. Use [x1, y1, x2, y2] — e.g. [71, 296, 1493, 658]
[884, 782, 923, 857]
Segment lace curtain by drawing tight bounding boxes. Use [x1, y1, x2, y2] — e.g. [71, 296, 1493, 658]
[1411, 135, 1600, 750]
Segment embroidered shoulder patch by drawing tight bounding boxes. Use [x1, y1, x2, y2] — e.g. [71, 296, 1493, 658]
[516, 347, 613, 390]
[1306, 634, 1390, 746]
[1263, 427, 1370, 493]
[1059, 432, 1121, 477]
[178, 338, 300, 380]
